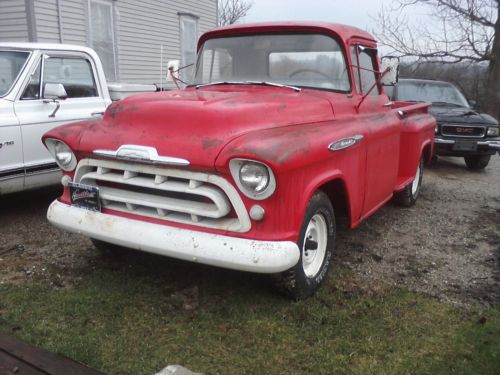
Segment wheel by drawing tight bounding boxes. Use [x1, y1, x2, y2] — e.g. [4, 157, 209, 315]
[276, 191, 335, 300]
[91, 238, 126, 256]
[394, 156, 423, 207]
[464, 155, 490, 170]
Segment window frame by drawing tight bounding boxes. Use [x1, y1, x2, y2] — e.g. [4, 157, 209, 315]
[350, 44, 381, 96]
[18, 51, 101, 101]
[88, 0, 118, 81]
[193, 32, 353, 94]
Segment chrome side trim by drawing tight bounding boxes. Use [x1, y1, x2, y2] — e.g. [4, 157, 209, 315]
[328, 135, 364, 151]
[94, 145, 190, 166]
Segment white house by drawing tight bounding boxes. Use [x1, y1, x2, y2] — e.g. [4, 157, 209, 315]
[0, 0, 218, 84]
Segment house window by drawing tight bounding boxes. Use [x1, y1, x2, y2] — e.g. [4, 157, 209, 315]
[89, 0, 117, 81]
[180, 15, 198, 81]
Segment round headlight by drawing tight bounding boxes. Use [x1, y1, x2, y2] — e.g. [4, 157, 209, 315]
[44, 139, 77, 171]
[239, 162, 269, 193]
[55, 142, 73, 167]
[229, 159, 276, 200]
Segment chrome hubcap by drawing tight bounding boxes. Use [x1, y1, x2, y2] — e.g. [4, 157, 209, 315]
[411, 161, 421, 196]
[302, 214, 328, 278]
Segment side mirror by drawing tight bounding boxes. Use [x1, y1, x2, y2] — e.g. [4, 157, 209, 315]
[43, 83, 67, 100]
[166, 60, 180, 82]
[380, 56, 400, 86]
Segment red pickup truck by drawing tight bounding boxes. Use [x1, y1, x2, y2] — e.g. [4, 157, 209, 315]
[43, 22, 435, 299]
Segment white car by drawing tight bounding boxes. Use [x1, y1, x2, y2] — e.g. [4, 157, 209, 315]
[0, 43, 155, 195]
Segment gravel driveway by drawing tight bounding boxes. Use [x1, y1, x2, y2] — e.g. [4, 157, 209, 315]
[1, 155, 499, 305]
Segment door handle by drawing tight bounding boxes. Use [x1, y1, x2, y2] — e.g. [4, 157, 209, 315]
[383, 101, 394, 107]
[91, 111, 104, 117]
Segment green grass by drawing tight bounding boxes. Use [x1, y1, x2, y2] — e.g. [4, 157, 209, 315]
[1, 256, 499, 375]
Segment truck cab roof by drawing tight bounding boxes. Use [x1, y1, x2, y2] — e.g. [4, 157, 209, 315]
[199, 21, 377, 48]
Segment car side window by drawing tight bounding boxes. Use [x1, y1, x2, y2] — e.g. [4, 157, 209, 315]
[21, 56, 98, 100]
[350, 46, 379, 96]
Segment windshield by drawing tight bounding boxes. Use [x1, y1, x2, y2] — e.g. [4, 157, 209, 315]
[193, 33, 351, 92]
[396, 81, 469, 107]
[0, 51, 30, 97]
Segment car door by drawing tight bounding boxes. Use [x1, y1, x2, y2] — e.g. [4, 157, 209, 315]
[14, 51, 107, 190]
[350, 44, 400, 216]
[0, 100, 24, 194]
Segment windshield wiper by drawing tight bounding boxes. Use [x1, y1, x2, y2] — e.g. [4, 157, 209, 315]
[195, 80, 301, 92]
[245, 81, 302, 92]
[195, 81, 246, 89]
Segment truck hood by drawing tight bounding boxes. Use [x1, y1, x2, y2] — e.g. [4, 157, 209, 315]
[77, 86, 334, 167]
[430, 105, 498, 126]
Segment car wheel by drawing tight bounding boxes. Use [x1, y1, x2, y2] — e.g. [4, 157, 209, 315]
[464, 155, 490, 170]
[394, 156, 423, 207]
[276, 191, 335, 300]
[91, 238, 126, 256]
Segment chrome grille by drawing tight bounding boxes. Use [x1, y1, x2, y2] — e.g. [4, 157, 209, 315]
[441, 124, 486, 138]
[74, 159, 251, 232]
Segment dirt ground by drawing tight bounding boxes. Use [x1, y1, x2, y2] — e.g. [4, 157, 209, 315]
[1, 155, 499, 306]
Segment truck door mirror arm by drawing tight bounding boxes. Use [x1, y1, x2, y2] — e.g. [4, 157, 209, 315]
[43, 83, 68, 118]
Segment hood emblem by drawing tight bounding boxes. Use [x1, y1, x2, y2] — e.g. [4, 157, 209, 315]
[94, 145, 190, 166]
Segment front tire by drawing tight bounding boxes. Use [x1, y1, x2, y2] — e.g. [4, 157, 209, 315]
[464, 155, 490, 170]
[276, 191, 335, 300]
[394, 156, 423, 207]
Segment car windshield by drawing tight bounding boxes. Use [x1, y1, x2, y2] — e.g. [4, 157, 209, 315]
[0, 51, 30, 97]
[395, 81, 469, 107]
[193, 33, 351, 92]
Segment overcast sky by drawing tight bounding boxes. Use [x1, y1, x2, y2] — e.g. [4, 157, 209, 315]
[243, 0, 421, 33]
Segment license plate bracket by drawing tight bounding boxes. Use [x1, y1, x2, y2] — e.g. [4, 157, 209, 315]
[453, 140, 478, 152]
[69, 182, 101, 212]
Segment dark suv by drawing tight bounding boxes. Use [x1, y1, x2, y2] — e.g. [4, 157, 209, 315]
[388, 79, 500, 169]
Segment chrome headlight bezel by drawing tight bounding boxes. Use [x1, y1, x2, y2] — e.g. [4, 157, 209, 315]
[44, 138, 77, 171]
[229, 159, 276, 200]
[487, 127, 499, 137]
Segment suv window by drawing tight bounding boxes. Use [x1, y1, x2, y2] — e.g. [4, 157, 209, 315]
[22, 56, 98, 100]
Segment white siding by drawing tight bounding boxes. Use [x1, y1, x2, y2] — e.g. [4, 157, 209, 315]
[0, 0, 29, 41]
[60, 0, 87, 45]
[115, 0, 217, 84]
[34, 0, 60, 43]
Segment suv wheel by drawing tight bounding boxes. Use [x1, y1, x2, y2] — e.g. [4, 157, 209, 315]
[464, 155, 490, 170]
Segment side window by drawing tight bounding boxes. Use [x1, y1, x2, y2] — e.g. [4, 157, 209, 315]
[89, 0, 117, 81]
[21, 61, 41, 100]
[350, 46, 379, 96]
[180, 15, 198, 81]
[22, 56, 98, 100]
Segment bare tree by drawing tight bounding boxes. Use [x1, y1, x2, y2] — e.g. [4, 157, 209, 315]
[374, 0, 500, 120]
[218, 0, 253, 26]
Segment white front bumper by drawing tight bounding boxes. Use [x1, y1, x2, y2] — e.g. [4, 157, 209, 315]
[47, 200, 300, 273]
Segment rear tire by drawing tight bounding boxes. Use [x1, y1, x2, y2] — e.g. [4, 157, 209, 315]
[276, 191, 335, 300]
[394, 157, 423, 207]
[464, 155, 490, 170]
